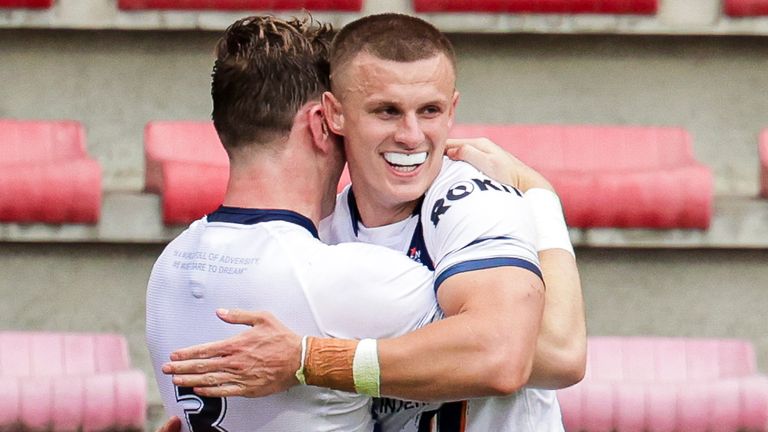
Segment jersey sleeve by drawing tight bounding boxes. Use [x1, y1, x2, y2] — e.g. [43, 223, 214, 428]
[423, 160, 542, 291]
[302, 242, 440, 340]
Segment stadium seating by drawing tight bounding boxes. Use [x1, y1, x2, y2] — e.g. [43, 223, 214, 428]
[118, 0, 362, 11]
[0, 0, 52, 7]
[760, 129, 768, 198]
[144, 120, 228, 224]
[0, 119, 102, 224]
[725, 0, 768, 16]
[413, 0, 658, 14]
[0, 331, 146, 431]
[557, 336, 768, 432]
[449, 124, 713, 229]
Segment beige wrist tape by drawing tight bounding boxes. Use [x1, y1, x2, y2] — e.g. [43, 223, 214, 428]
[304, 337, 356, 393]
[352, 339, 380, 397]
[524, 188, 575, 257]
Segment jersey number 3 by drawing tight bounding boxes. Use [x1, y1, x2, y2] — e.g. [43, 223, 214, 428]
[175, 386, 228, 432]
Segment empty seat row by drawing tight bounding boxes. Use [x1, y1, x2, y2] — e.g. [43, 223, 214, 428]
[10, 119, 768, 229]
[5, 0, 768, 17]
[0, 331, 146, 431]
[0, 119, 101, 224]
[557, 337, 768, 432]
[448, 124, 713, 229]
[146, 121, 717, 228]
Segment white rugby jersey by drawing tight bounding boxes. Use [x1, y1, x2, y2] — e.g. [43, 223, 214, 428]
[147, 207, 439, 432]
[323, 158, 564, 432]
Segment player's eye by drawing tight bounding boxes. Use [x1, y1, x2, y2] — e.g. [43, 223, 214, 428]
[420, 105, 442, 117]
[374, 106, 400, 119]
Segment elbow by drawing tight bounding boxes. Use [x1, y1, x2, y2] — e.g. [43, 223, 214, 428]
[559, 356, 586, 388]
[483, 349, 534, 397]
[552, 341, 587, 388]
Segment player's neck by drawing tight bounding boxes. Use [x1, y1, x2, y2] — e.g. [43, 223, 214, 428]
[353, 190, 419, 228]
[223, 153, 323, 227]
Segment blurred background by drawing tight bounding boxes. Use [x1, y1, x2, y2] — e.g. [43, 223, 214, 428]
[1, 0, 767, 429]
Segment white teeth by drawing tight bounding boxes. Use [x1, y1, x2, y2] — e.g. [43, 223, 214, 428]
[383, 152, 428, 167]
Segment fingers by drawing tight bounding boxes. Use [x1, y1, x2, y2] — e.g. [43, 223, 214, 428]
[171, 370, 234, 388]
[163, 357, 225, 375]
[192, 383, 248, 398]
[446, 137, 494, 152]
[156, 416, 181, 432]
[445, 140, 489, 165]
[169, 339, 233, 362]
[216, 308, 270, 325]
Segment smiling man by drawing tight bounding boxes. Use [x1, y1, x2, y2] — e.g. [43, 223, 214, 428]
[323, 49, 457, 226]
[164, 13, 585, 432]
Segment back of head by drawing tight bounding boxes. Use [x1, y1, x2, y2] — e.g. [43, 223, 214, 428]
[212, 15, 332, 151]
[329, 13, 456, 91]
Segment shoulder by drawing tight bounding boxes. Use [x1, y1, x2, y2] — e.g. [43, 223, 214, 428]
[423, 158, 526, 229]
[305, 242, 438, 339]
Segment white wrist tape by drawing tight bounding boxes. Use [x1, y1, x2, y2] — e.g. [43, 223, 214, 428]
[524, 188, 575, 257]
[352, 338, 380, 397]
[295, 335, 309, 385]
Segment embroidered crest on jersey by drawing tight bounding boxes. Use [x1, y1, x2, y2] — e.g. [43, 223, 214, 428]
[430, 178, 522, 227]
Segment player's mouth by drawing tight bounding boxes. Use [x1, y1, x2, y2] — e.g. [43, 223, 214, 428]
[383, 152, 428, 173]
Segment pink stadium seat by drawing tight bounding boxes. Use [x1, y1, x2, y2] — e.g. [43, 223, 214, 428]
[0, 0, 52, 7]
[0, 332, 131, 377]
[144, 120, 229, 224]
[118, 0, 362, 11]
[413, 0, 657, 14]
[760, 129, 768, 198]
[0, 332, 146, 431]
[557, 337, 768, 432]
[725, 0, 768, 16]
[449, 124, 713, 228]
[0, 119, 102, 224]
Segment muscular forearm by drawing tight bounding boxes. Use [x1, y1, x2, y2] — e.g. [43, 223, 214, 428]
[527, 249, 586, 389]
[304, 268, 545, 401]
[377, 307, 540, 401]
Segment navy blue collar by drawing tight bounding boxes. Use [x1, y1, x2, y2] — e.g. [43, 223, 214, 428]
[346, 188, 425, 237]
[207, 206, 319, 239]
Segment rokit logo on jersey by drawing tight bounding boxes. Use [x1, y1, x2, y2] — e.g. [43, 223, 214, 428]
[431, 178, 521, 226]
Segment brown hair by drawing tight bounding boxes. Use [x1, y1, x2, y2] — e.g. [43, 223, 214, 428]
[211, 15, 332, 150]
[329, 13, 456, 91]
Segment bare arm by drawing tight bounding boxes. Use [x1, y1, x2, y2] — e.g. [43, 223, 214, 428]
[166, 267, 544, 401]
[447, 138, 586, 388]
[163, 137, 583, 398]
[377, 267, 545, 400]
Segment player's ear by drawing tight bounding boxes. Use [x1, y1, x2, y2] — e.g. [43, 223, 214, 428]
[321, 91, 345, 135]
[307, 102, 331, 153]
[447, 90, 460, 129]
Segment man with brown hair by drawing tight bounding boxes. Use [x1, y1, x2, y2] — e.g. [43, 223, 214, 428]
[164, 13, 584, 432]
[147, 15, 442, 431]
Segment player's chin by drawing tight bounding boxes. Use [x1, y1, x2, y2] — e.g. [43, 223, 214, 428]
[386, 178, 431, 204]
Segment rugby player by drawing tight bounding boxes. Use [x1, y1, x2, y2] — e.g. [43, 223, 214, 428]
[147, 16, 442, 431]
[163, 13, 585, 432]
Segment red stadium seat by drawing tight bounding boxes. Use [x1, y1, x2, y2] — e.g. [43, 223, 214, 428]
[0, 332, 146, 431]
[0, 119, 102, 224]
[413, 0, 657, 14]
[557, 337, 768, 432]
[449, 124, 713, 228]
[725, 0, 768, 16]
[760, 129, 768, 198]
[0, 0, 52, 8]
[144, 121, 229, 224]
[118, 0, 362, 11]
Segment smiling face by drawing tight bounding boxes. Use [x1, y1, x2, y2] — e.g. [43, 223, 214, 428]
[323, 51, 459, 226]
